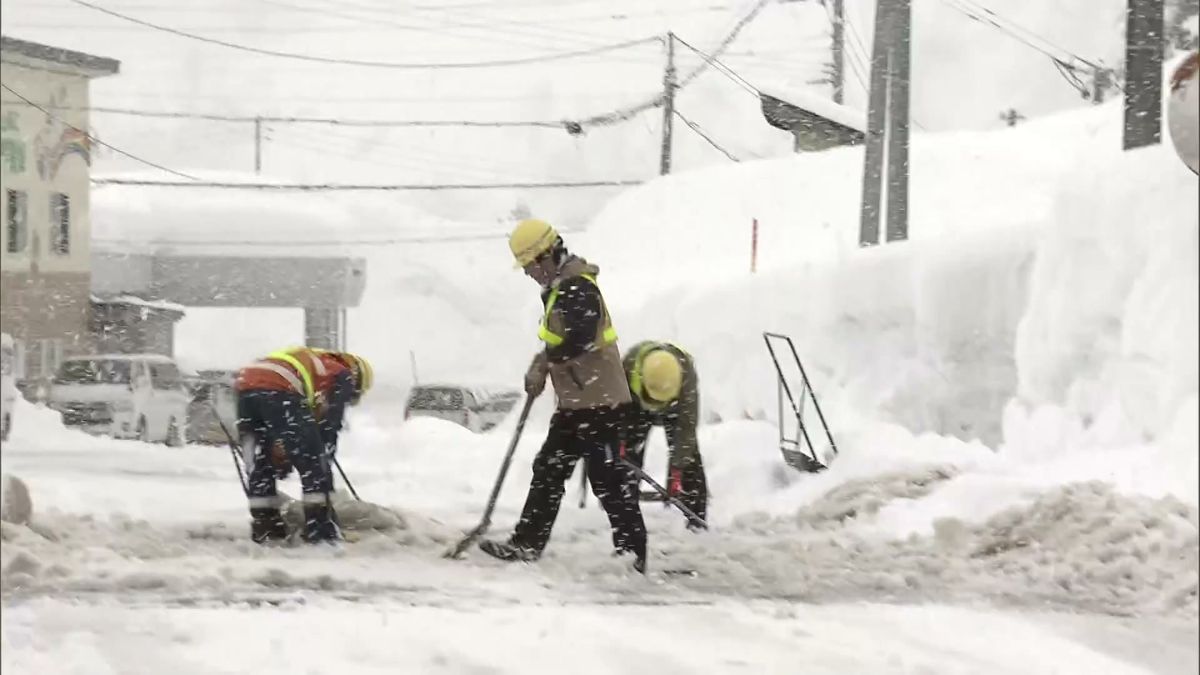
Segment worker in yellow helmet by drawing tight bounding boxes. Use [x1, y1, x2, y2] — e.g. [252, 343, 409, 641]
[478, 218, 648, 573]
[622, 341, 708, 529]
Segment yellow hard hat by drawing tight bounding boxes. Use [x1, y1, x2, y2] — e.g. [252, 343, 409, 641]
[343, 353, 373, 403]
[641, 349, 683, 403]
[509, 218, 559, 268]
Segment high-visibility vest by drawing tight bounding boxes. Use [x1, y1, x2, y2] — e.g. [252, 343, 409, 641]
[537, 273, 618, 348]
[264, 348, 325, 408]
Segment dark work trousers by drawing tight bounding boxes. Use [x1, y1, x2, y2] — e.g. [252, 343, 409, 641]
[623, 407, 708, 523]
[512, 406, 647, 558]
[237, 389, 333, 508]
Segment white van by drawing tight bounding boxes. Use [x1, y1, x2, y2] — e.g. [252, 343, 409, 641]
[404, 384, 521, 433]
[1, 333, 15, 442]
[47, 354, 190, 446]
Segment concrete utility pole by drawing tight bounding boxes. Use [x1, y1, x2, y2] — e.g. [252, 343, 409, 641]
[253, 116, 263, 174]
[832, 0, 846, 104]
[859, 0, 912, 247]
[1124, 0, 1165, 149]
[660, 32, 677, 176]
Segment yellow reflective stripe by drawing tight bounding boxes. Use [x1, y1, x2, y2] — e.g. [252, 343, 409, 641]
[538, 324, 565, 346]
[268, 349, 315, 408]
[539, 286, 564, 345]
[537, 274, 617, 346]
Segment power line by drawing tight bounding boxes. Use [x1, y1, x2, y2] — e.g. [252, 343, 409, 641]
[0, 99, 575, 128]
[673, 109, 740, 162]
[568, 0, 771, 129]
[671, 34, 761, 96]
[90, 178, 644, 190]
[1, 82, 197, 181]
[66, 0, 662, 70]
[93, 227, 586, 248]
[939, 0, 1116, 98]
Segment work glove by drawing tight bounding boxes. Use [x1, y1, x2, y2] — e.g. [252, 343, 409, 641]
[524, 352, 549, 399]
[270, 439, 294, 479]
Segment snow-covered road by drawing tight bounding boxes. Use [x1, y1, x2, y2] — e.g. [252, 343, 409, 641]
[2, 403, 1196, 673]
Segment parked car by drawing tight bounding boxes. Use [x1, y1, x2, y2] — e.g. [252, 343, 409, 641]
[46, 354, 189, 446]
[1, 333, 15, 442]
[404, 384, 521, 433]
[184, 369, 238, 446]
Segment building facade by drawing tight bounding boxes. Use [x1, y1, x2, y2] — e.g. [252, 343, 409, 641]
[0, 36, 119, 385]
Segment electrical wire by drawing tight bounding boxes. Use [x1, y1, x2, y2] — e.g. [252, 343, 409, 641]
[1, 82, 197, 181]
[673, 109, 739, 162]
[90, 178, 645, 190]
[568, 0, 771, 129]
[671, 34, 761, 97]
[92, 226, 587, 248]
[0, 99, 576, 128]
[66, 0, 662, 70]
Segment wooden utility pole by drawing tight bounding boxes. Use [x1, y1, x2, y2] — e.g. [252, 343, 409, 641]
[660, 32, 677, 175]
[253, 117, 263, 174]
[858, 0, 912, 246]
[832, 0, 846, 104]
[1124, 0, 1164, 149]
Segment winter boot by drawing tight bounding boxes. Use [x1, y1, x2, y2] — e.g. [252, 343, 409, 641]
[478, 537, 540, 562]
[612, 547, 647, 575]
[250, 507, 289, 544]
[301, 497, 342, 543]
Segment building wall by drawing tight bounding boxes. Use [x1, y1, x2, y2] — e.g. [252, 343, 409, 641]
[1, 59, 95, 380]
[89, 303, 179, 357]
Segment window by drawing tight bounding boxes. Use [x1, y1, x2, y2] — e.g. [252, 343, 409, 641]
[406, 386, 465, 411]
[55, 358, 132, 385]
[150, 363, 183, 390]
[50, 192, 70, 255]
[5, 189, 27, 254]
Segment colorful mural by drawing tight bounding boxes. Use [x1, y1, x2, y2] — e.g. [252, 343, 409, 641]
[32, 86, 92, 181]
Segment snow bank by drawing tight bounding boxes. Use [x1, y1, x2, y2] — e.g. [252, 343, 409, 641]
[1006, 120, 1199, 505]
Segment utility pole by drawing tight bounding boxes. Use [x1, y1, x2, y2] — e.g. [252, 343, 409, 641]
[885, 0, 911, 244]
[253, 116, 263, 174]
[660, 32, 677, 176]
[832, 0, 846, 104]
[1124, 0, 1164, 149]
[859, 0, 912, 246]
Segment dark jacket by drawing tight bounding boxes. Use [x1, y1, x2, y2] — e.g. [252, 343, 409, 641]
[527, 255, 631, 410]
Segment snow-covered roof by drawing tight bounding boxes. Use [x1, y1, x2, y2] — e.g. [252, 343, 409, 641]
[91, 294, 186, 314]
[757, 81, 867, 132]
[63, 353, 178, 364]
[90, 171, 498, 257]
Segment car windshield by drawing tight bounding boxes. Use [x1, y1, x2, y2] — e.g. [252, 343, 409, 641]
[55, 359, 132, 385]
[408, 387, 464, 411]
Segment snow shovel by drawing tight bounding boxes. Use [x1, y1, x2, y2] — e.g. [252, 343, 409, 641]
[619, 457, 708, 531]
[444, 395, 535, 560]
[211, 402, 249, 497]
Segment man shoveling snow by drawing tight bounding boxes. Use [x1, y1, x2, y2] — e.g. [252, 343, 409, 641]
[233, 347, 373, 544]
[477, 219, 648, 573]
